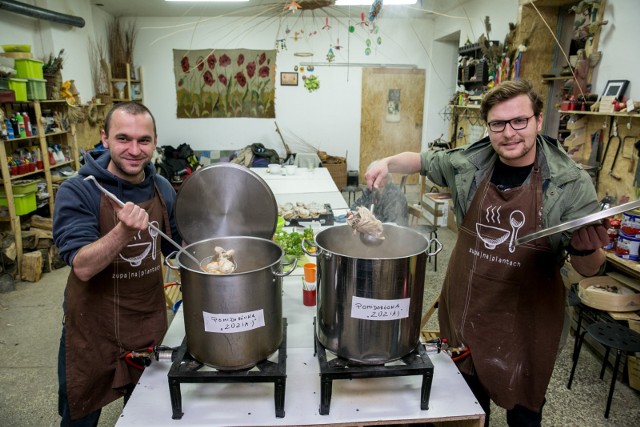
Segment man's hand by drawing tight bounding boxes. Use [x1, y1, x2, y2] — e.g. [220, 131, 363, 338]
[570, 219, 610, 252]
[364, 160, 389, 191]
[115, 201, 150, 232]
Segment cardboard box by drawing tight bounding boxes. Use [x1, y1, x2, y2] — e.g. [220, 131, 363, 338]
[421, 193, 451, 227]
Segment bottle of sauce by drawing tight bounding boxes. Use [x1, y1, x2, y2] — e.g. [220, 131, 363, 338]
[22, 112, 31, 137]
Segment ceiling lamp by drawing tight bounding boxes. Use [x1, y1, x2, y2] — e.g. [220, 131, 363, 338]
[335, 0, 417, 5]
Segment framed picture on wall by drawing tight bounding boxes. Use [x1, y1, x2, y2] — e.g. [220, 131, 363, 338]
[280, 72, 298, 86]
[602, 80, 629, 101]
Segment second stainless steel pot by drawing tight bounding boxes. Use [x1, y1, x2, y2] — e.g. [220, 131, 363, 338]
[306, 224, 441, 364]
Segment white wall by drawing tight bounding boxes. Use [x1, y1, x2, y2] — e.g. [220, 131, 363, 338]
[1, 0, 639, 170]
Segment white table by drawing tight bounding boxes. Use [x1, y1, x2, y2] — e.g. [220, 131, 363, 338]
[251, 166, 349, 212]
[117, 273, 485, 427]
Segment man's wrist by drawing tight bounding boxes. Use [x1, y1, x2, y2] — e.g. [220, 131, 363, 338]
[566, 244, 596, 257]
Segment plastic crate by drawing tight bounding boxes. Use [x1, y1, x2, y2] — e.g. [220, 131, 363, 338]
[0, 192, 36, 215]
[26, 78, 46, 100]
[15, 58, 44, 79]
[8, 78, 27, 102]
[0, 180, 38, 196]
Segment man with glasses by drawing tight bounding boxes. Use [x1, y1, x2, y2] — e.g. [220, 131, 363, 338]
[365, 80, 608, 426]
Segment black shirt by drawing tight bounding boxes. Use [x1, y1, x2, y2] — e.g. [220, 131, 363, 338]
[491, 159, 534, 190]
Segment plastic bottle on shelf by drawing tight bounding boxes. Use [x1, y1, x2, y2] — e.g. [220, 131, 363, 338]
[4, 119, 13, 139]
[16, 113, 26, 138]
[22, 112, 31, 137]
[1, 120, 7, 139]
[10, 115, 19, 137]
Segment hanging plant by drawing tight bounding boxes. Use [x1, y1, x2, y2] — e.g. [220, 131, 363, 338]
[304, 75, 320, 93]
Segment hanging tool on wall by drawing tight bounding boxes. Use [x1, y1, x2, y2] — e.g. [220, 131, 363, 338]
[624, 135, 639, 172]
[604, 120, 622, 180]
[634, 140, 640, 198]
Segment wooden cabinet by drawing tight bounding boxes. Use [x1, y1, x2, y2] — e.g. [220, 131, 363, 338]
[108, 63, 144, 103]
[0, 100, 79, 275]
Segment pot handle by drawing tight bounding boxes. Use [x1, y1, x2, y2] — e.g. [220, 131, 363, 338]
[272, 256, 298, 277]
[165, 251, 180, 271]
[426, 237, 443, 257]
[301, 238, 321, 257]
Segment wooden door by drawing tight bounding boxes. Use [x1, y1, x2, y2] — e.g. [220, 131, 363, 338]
[360, 68, 425, 185]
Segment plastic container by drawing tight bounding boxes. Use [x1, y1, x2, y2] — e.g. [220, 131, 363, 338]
[615, 230, 640, 260]
[621, 211, 640, 237]
[0, 179, 39, 195]
[14, 58, 44, 79]
[26, 78, 46, 100]
[0, 192, 36, 215]
[8, 78, 27, 102]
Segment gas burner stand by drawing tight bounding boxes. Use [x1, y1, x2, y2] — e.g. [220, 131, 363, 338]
[167, 319, 287, 419]
[314, 325, 434, 415]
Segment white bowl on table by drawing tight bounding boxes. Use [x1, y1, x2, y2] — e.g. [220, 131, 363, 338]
[268, 163, 282, 174]
[284, 165, 297, 175]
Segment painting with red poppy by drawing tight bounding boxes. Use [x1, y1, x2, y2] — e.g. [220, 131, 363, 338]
[173, 48, 276, 118]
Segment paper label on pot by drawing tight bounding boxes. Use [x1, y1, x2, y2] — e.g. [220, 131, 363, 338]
[351, 296, 410, 321]
[202, 309, 265, 333]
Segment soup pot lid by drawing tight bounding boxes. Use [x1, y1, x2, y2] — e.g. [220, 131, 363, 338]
[175, 163, 277, 244]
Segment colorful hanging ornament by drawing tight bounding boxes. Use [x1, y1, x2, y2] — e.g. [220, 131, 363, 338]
[349, 24, 355, 33]
[365, 47, 371, 56]
[284, 1, 301, 13]
[334, 38, 343, 50]
[376, 36, 382, 45]
[322, 16, 331, 30]
[369, 0, 383, 22]
[366, 38, 372, 47]
[357, 12, 368, 28]
[307, 65, 315, 72]
[326, 47, 335, 63]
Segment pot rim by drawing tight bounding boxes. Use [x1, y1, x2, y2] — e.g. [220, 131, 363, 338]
[315, 224, 430, 259]
[177, 235, 284, 275]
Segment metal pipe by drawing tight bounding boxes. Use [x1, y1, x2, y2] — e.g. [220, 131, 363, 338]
[0, 0, 85, 28]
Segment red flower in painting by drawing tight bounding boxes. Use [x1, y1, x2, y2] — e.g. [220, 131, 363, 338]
[246, 61, 256, 78]
[203, 70, 215, 86]
[237, 54, 245, 66]
[235, 72, 247, 87]
[178, 78, 184, 87]
[258, 52, 266, 65]
[218, 74, 228, 86]
[196, 56, 205, 71]
[207, 53, 217, 69]
[181, 56, 190, 73]
[219, 54, 231, 67]
[258, 66, 270, 78]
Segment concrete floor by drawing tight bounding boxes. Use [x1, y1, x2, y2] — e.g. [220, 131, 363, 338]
[0, 185, 639, 426]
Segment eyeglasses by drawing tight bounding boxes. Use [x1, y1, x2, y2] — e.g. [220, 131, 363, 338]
[487, 114, 536, 133]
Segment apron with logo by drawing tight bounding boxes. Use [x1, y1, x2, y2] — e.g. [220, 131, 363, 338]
[64, 184, 171, 419]
[438, 163, 565, 412]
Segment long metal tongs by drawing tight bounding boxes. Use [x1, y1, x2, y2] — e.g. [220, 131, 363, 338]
[84, 175, 200, 267]
[515, 199, 640, 246]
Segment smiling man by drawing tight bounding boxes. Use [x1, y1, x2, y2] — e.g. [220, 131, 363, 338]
[53, 102, 182, 426]
[364, 80, 608, 426]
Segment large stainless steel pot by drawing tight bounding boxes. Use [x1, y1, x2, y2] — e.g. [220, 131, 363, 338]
[305, 224, 441, 364]
[167, 235, 295, 370]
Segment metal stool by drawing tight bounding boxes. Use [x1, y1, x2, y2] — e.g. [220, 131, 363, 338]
[341, 185, 362, 206]
[567, 321, 640, 418]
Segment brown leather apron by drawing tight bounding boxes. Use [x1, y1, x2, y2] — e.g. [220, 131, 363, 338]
[438, 163, 564, 412]
[64, 184, 171, 420]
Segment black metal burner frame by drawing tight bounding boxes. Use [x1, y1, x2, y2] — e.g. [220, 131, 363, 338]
[314, 329, 434, 416]
[167, 319, 287, 419]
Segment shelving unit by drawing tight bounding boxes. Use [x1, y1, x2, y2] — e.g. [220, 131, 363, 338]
[0, 99, 79, 276]
[107, 63, 144, 103]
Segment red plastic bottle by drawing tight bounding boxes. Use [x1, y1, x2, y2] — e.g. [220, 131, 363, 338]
[22, 112, 32, 137]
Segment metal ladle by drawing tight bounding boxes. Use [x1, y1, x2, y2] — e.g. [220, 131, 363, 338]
[359, 202, 385, 247]
[84, 175, 202, 269]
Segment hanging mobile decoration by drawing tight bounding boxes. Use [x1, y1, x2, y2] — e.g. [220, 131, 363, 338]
[357, 12, 368, 28]
[294, 65, 299, 71]
[369, 0, 383, 22]
[334, 38, 343, 50]
[285, 26, 291, 35]
[326, 47, 335, 63]
[307, 65, 315, 72]
[300, 67, 305, 73]
[376, 36, 382, 45]
[284, 1, 301, 13]
[366, 38, 372, 47]
[322, 16, 331, 30]
[365, 47, 372, 56]
[275, 38, 287, 52]
[349, 24, 355, 33]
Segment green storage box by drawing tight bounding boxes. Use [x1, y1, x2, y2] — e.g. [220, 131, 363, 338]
[15, 58, 44, 80]
[8, 78, 27, 102]
[26, 78, 46, 100]
[0, 192, 36, 215]
[0, 180, 39, 195]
